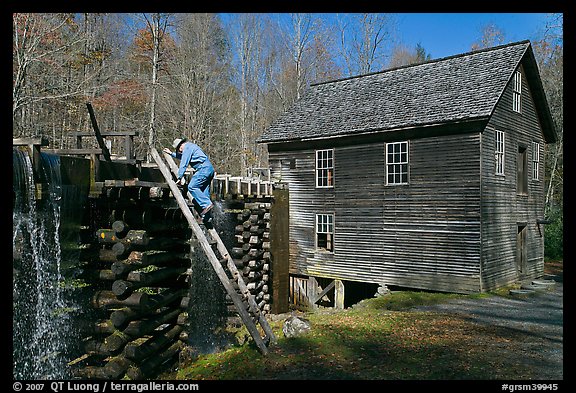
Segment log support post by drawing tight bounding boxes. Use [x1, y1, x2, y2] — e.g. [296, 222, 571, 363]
[307, 277, 319, 310]
[334, 279, 345, 310]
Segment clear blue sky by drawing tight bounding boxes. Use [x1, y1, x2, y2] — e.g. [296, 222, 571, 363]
[395, 13, 553, 59]
[220, 12, 555, 60]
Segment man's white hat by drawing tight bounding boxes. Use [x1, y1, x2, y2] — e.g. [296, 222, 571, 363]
[172, 138, 187, 150]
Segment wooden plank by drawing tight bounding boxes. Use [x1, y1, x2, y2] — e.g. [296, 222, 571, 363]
[133, 180, 169, 188]
[72, 131, 139, 137]
[295, 278, 315, 309]
[43, 148, 103, 155]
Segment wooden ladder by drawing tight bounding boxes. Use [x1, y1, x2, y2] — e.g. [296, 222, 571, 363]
[150, 147, 276, 355]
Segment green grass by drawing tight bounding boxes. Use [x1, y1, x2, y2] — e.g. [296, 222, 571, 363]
[160, 287, 541, 380]
[355, 289, 488, 311]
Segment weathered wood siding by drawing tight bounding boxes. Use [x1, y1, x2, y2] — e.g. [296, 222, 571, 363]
[480, 62, 546, 290]
[269, 131, 483, 293]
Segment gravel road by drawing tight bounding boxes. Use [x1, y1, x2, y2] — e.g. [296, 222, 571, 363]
[413, 273, 563, 380]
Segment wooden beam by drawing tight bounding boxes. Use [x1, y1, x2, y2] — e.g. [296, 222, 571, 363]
[86, 102, 112, 161]
[43, 148, 102, 156]
[307, 277, 319, 309]
[334, 280, 345, 309]
[315, 280, 335, 301]
[72, 131, 139, 137]
[270, 187, 289, 313]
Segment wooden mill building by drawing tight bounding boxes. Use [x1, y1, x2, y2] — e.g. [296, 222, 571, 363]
[257, 40, 557, 296]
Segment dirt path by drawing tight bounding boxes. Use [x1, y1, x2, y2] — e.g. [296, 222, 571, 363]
[413, 271, 563, 380]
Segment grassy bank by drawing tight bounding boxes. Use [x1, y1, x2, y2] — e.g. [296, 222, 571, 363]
[160, 260, 562, 380]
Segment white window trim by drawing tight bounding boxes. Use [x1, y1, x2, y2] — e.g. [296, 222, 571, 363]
[386, 141, 409, 185]
[315, 149, 334, 188]
[495, 130, 505, 176]
[315, 213, 335, 252]
[513, 70, 522, 113]
[532, 141, 540, 181]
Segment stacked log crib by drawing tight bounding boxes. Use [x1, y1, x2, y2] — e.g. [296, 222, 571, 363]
[228, 200, 273, 320]
[70, 182, 277, 379]
[71, 183, 192, 379]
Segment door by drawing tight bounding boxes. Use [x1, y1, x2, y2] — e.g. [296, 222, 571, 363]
[516, 224, 527, 276]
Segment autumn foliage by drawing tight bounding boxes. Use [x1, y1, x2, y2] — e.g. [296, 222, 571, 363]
[92, 79, 147, 111]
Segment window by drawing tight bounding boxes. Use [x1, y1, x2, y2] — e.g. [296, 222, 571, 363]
[316, 213, 334, 252]
[495, 130, 505, 176]
[532, 141, 540, 180]
[316, 149, 334, 187]
[517, 145, 528, 195]
[513, 70, 522, 113]
[386, 141, 409, 185]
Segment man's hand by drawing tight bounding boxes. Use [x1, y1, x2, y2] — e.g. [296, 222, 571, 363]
[162, 148, 172, 155]
[177, 177, 186, 186]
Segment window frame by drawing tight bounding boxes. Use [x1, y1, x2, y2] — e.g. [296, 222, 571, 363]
[315, 149, 335, 188]
[495, 129, 505, 176]
[513, 70, 522, 113]
[532, 141, 540, 181]
[517, 144, 528, 195]
[315, 213, 335, 253]
[385, 141, 409, 185]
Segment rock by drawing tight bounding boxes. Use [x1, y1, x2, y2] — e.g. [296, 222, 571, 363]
[375, 283, 390, 297]
[282, 316, 311, 338]
[532, 279, 556, 288]
[509, 289, 535, 298]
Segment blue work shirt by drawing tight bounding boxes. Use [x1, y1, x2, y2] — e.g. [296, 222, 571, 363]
[172, 142, 213, 179]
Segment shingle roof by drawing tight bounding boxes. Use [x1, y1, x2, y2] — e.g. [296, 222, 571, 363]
[258, 40, 534, 144]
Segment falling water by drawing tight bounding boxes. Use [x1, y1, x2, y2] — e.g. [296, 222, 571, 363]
[185, 200, 236, 354]
[13, 150, 82, 379]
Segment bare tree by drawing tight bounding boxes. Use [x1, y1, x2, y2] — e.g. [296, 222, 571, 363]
[12, 13, 85, 137]
[388, 42, 432, 68]
[307, 32, 342, 84]
[533, 14, 563, 214]
[227, 13, 269, 172]
[139, 13, 173, 160]
[471, 23, 506, 51]
[336, 13, 396, 76]
[68, 13, 128, 152]
[165, 13, 235, 166]
[279, 13, 315, 101]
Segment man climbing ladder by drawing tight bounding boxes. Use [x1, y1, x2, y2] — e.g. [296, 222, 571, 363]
[150, 146, 276, 355]
[163, 138, 214, 227]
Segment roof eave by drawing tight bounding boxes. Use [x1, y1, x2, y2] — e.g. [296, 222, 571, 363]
[259, 117, 490, 146]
